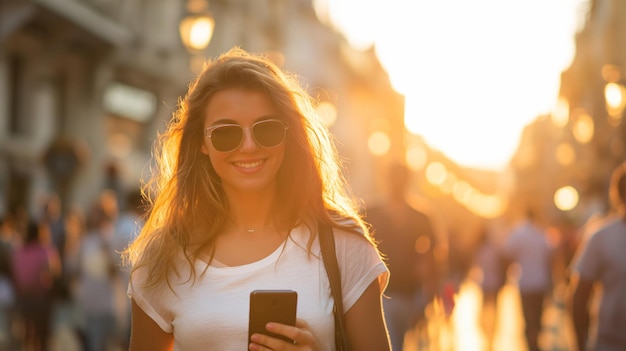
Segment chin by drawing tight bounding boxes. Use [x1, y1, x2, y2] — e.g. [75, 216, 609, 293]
[225, 178, 278, 195]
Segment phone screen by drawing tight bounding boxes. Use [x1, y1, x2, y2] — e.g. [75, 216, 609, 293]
[248, 290, 298, 343]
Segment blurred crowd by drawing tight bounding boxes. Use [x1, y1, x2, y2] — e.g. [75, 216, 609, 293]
[0, 186, 145, 351]
[455, 160, 626, 351]
[364, 161, 626, 351]
[0, 159, 624, 351]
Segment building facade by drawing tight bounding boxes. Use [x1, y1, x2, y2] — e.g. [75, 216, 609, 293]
[510, 0, 626, 227]
[0, 0, 404, 216]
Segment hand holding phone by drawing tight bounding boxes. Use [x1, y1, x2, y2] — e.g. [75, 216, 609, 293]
[248, 290, 297, 343]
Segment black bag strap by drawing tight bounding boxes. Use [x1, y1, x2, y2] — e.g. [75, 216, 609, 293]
[318, 221, 351, 350]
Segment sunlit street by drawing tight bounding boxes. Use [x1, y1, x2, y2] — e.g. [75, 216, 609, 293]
[403, 280, 575, 351]
[2, 0, 625, 350]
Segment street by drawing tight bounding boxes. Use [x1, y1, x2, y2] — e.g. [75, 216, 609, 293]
[404, 280, 576, 351]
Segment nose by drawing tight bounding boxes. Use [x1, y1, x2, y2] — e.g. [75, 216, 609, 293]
[239, 127, 258, 151]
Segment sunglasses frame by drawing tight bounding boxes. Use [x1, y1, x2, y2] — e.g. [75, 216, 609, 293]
[204, 119, 289, 152]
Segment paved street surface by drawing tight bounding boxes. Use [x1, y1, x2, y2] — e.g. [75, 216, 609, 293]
[404, 280, 576, 351]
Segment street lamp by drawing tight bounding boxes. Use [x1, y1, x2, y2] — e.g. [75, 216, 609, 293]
[179, 0, 215, 52]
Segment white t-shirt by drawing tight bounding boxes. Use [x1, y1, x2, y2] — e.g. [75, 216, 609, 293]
[129, 224, 389, 351]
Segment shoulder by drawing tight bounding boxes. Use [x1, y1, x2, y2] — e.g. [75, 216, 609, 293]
[585, 218, 624, 244]
[331, 226, 380, 261]
[332, 226, 368, 242]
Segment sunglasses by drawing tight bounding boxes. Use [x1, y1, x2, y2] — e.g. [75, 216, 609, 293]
[204, 119, 289, 152]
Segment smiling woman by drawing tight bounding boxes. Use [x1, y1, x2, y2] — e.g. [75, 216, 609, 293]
[315, 0, 588, 171]
[123, 47, 391, 351]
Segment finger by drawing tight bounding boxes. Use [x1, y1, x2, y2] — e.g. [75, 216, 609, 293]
[267, 322, 314, 346]
[249, 332, 291, 350]
[295, 318, 310, 329]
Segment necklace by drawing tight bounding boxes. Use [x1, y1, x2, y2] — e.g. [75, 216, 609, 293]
[241, 224, 275, 234]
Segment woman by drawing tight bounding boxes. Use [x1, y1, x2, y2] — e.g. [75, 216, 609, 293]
[12, 220, 61, 351]
[124, 48, 390, 350]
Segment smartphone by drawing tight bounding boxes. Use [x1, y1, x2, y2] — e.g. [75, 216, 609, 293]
[248, 290, 298, 343]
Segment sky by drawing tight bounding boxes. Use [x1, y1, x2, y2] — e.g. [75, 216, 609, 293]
[314, 0, 589, 171]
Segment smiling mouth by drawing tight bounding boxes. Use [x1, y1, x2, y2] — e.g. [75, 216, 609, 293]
[234, 160, 264, 169]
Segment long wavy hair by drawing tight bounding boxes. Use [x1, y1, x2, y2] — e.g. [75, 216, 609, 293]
[123, 48, 375, 291]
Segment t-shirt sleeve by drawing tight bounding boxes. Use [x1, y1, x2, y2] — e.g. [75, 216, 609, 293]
[334, 229, 389, 312]
[572, 229, 603, 282]
[128, 266, 174, 333]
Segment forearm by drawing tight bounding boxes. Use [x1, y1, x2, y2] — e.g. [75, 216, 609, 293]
[345, 281, 391, 351]
[569, 275, 592, 351]
[571, 293, 589, 351]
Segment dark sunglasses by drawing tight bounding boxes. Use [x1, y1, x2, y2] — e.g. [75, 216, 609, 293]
[204, 119, 289, 152]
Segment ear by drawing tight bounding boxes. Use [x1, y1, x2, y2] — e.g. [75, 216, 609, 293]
[201, 143, 209, 155]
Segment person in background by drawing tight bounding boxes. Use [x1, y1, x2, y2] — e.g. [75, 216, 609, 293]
[0, 214, 18, 349]
[366, 161, 440, 351]
[73, 193, 119, 351]
[61, 205, 88, 348]
[111, 189, 145, 349]
[503, 208, 555, 351]
[123, 48, 391, 350]
[12, 220, 61, 351]
[473, 223, 507, 351]
[568, 161, 626, 351]
[42, 193, 66, 267]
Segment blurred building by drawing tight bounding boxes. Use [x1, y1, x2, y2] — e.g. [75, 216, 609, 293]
[0, 0, 403, 216]
[0, 0, 192, 214]
[509, 0, 626, 228]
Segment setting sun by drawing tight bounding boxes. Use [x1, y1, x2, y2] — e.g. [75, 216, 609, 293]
[315, 0, 589, 171]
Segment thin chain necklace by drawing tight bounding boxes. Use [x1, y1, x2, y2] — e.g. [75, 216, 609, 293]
[242, 224, 275, 234]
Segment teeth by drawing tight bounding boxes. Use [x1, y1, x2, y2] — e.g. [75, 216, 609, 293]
[235, 160, 263, 168]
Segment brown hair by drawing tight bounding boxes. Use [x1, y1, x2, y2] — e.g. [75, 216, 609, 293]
[124, 48, 374, 291]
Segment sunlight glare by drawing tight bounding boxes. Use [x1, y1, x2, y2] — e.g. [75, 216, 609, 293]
[316, 101, 338, 127]
[555, 142, 575, 165]
[572, 111, 594, 144]
[605, 83, 626, 118]
[406, 144, 428, 171]
[554, 186, 579, 211]
[367, 131, 391, 156]
[425, 162, 447, 186]
[551, 97, 570, 128]
[318, 0, 587, 171]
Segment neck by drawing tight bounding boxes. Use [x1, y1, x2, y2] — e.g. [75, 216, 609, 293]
[225, 188, 283, 231]
[227, 208, 281, 235]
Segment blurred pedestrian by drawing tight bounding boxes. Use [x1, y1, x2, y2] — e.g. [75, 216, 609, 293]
[111, 188, 145, 349]
[0, 214, 18, 349]
[42, 193, 66, 266]
[568, 161, 626, 351]
[503, 208, 555, 351]
[12, 220, 61, 351]
[73, 195, 119, 351]
[473, 223, 507, 351]
[61, 205, 88, 348]
[366, 161, 440, 351]
[42, 193, 69, 305]
[123, 48, 391, 350]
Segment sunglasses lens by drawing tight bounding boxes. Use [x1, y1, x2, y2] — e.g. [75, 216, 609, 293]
[211, 125, 243, 152]
[253, 120, 286, 147]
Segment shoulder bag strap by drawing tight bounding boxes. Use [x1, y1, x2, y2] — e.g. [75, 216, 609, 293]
[318, 221, 351, 350]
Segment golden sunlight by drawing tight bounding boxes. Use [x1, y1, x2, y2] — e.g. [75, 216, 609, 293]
[554, 186, 579, 211]
[316, 0, 588, 171]
[368, 131, 391, 156]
